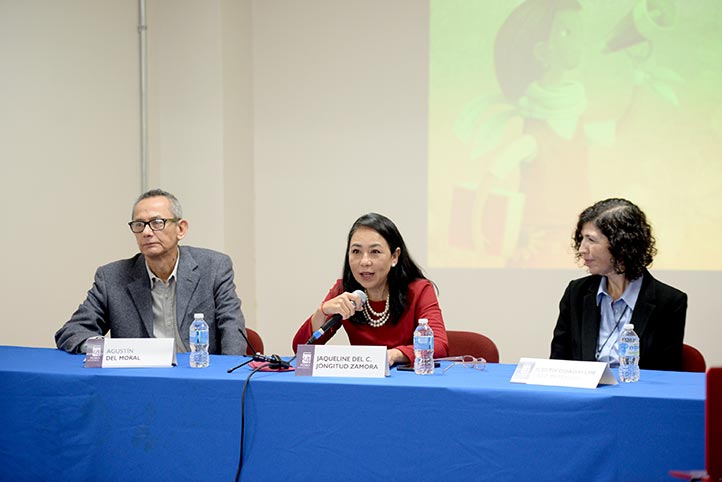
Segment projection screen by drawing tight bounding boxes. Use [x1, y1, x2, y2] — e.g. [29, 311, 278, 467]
[429, 0, 722, 271]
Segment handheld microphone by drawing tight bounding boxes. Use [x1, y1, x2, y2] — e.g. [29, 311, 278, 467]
[306, 289, 367, 344]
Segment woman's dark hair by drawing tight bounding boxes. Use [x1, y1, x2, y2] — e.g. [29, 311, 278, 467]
[342, 213, 428, 325]
[573, 198, 657, 280]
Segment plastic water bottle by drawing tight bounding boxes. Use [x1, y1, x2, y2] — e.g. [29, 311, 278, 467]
[189, 313, 209, 368]
[618, 323, 640, 382]
[414, 318, 434, 375]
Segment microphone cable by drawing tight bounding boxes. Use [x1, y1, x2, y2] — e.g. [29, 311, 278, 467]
[232, 354, 294, 482]
[235, 362, 264, 482]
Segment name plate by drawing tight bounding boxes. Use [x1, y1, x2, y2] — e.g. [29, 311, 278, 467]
[510, 358, 618, 389]
[295, 344, 389, 378]
[84, 338, 176, 368]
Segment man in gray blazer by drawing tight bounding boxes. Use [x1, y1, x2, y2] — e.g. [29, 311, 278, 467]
[55, 189, 247, 355]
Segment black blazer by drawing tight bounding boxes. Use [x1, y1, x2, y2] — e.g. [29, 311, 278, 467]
[550, 270, 687, 370]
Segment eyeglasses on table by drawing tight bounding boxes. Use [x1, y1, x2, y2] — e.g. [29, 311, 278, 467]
[434, 355, 486, 373]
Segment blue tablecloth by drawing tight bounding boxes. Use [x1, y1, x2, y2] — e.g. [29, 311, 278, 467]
[0, 346, 704, 482]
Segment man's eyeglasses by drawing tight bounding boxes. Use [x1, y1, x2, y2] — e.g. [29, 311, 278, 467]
[435, 355, 486, 374]
[128, 218, 180, 233]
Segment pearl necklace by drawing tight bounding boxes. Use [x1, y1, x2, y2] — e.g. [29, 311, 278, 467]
[363, 291, 390, 327]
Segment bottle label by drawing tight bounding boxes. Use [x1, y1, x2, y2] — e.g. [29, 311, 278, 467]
[192, 330, 209, 345]
[414, 336, 433, 351]
[619, 342, 639, 357]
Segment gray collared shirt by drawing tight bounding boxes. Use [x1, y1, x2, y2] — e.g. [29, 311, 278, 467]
[595, 275, 643, 366]
[146, 250, 185, 352]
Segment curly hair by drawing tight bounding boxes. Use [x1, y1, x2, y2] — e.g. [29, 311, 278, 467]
[573, 198, 656, 280]
[342, 213, 429, 325]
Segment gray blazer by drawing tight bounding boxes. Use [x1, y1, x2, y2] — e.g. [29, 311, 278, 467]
[55, 246, 247, 355]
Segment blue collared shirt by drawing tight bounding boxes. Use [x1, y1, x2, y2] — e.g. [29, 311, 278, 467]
[595, 275, 643, 366]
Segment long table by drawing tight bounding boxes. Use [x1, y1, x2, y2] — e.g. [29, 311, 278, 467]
[0, 346, 704, 481]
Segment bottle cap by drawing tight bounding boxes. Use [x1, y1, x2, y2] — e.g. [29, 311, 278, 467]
[194, 313, 204, 319]
[623, 323, 634, 330]
[418, 318, 428, 324]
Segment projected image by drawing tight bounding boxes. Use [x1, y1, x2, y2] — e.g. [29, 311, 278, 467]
[429, 0, 722, 270]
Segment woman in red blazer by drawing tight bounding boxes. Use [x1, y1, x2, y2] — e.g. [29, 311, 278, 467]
[293, 213, 448, 366]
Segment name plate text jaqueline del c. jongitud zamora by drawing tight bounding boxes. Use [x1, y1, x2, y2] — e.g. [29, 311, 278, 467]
[84, 338, 176, 368]
[295, 344, 389, 378]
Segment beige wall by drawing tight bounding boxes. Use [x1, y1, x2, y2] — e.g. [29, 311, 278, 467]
[144, 0, 257, 320]
[1, 0, 720, 366]
[1, 0, 140, 347]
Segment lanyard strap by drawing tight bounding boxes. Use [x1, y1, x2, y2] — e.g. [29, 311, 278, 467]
[596, 304, 629, 360]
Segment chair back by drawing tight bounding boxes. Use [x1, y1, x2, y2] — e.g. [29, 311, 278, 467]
[681, 344, 706, 373]
[245, 327, 264, 355]
[670, 367, 722, 482]
[446, 330, 499, 363]
[708, 367, 722, 481]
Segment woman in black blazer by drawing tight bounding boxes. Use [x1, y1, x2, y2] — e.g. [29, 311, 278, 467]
[550, 198, 687, 371]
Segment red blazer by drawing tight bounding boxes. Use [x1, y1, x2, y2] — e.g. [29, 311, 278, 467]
[293, 278, 448, 363]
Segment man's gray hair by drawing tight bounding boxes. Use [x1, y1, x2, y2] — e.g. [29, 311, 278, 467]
[132, 189, 183, 219]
